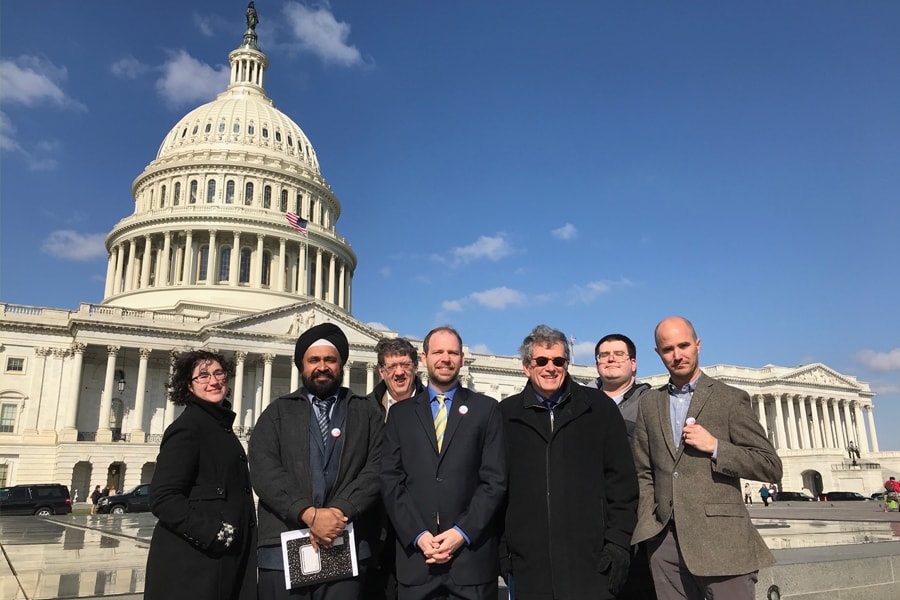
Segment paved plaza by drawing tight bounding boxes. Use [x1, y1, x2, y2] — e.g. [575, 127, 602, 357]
[1, 501, 899, 600]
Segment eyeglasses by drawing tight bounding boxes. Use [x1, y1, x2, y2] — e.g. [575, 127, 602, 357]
[192, 370, 228, 383]
[597, 351, 631, 362]
[532, 356, 567, 367]
[381, 362, 414, 373]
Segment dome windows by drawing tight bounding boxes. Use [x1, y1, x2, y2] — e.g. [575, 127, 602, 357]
[262, 127, 269, 138]
[160, 185, 167, 208]
[205, 123, 212, 133]
[174, 182, 181, 206]
[192, 125, 199, 135]
[233, 123, 240, 134]
[244, 182, 254, 205]
[239, 249, 252, 283]
[207, 180, 216, 203]
[190, 180, 198, 204]
[225, 181, 235, 204]
[288, 135, 293, 147]
[218, 122, 226, 133]
[263, 185, 272, 209]
[275, 131, 282, 143]
[248, 124, 255, 135]
[219, 247, 231, 281]
[280, 190, 288, 212]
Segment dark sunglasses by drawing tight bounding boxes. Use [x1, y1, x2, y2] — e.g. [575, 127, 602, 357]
[533, 356, 567, 367]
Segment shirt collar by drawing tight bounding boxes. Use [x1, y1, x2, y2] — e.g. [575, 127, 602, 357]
[428, 383, 459, 402]
[667, 374, 700, 395]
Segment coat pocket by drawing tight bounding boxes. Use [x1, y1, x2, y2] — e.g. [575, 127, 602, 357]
[188, 484, 228, 501]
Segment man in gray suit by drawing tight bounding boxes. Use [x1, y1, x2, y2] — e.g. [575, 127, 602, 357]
[632, 316, 782, 600]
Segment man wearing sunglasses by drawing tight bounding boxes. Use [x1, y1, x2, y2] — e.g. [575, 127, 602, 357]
[499, 324, 638, 599]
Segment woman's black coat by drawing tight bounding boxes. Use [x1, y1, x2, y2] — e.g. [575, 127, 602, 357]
[145, 397, 257, 600]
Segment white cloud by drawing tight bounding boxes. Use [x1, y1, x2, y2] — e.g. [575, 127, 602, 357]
[41, 231, 107, 261]
[441, 299, 464, 312]
[441, 234, 513, 267]
[470, 287, 525, 309]
[155, 50, 230, 108]
[367, 321, 391, 332]
[111, 56, 150, 79]
[470, 343, 492, 355]
[552, 223, 577, 240]
[0, 112, 20, 151]
[442, 286, 526, 312]
[571, 340, 597, 364]
[856, 349, 900, 372]
[193, 13, 215, 37]
[567, 278, 633, 305]
[283, 2, 364, 67]
[0, 56, 85, 110]
[871, 382, 900, 395]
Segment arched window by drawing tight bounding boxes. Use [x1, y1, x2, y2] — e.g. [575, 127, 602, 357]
[207, 180, 216, 203]
[160, 185, 167, 208]
[262, 127, 269, 138]
[219, 247, 231, 281]
[275, 131, 282, 142]
[225, 181, 235, 204]
[280, 190, 288, 212]
[248, 124, 255, 135]
[192, 125, 198, 135]
[244, 182, 254, 206]
[296, 193, 302, 214]
[174, 182, 181, 205]
[190, 180, 198, 204]
[288, 135, 293, 147]
[263, 185, 272, 209]
[233, 123, 240, 134]
[218, 122, 226, 133]
[309, 198, 316, 222]
[205, 123, 212, 133]
[198, 245, 209, 281]
[261, 250, 272, 286]
[239, 249, 252, 283]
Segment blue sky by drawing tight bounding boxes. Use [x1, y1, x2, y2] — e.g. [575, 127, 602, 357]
[2, 1, 899, 448]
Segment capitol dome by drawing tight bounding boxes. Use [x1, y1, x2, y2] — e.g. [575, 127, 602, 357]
[102, 21, 356, 316]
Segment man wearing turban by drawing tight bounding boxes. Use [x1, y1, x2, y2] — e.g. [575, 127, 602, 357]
[250, 322, 384, 599]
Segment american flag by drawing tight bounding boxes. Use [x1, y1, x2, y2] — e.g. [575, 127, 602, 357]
[285, 212, 308, 235]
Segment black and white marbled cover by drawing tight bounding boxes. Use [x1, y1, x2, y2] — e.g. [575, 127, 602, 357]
[281, 523, 358, 589]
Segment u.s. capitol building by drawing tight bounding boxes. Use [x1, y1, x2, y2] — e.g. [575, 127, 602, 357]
[2, 13, 895, 504]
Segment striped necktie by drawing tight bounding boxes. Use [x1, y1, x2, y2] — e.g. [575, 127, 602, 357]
[313, 396, 334, 442]
[434, 394, 448, 452]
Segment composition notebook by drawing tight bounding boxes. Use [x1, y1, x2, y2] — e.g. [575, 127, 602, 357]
[280, 523, 358, 589]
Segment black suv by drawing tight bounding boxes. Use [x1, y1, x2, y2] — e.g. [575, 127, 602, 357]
[0, 483, 72, 516]
[775, 491, 816, 502]
[97, 483, 152, 514]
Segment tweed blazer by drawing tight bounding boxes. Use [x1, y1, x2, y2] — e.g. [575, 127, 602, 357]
[632, 372, 782, 577]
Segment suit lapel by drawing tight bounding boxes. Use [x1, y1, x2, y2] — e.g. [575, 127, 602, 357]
[655, 388, 677, 460]
[414, 392, 440, 454]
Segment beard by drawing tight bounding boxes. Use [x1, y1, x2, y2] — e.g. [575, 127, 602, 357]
[302, 366, 343, 399]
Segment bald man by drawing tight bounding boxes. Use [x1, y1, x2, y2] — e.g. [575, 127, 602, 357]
[631, 316, 782, 600]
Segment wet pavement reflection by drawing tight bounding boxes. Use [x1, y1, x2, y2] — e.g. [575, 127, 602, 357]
[0, 503, 898, 599]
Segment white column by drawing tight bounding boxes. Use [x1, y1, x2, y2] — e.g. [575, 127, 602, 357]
[63, 343, 86, 431]
[164, 350, 178, 428]
[160, 231, 172, 286]
[315, 247, 323, 299]
[96, 346, 119, 442]
[262, 354, 274, 410]
[113, 242, 126, 294]
[840, 400, 852, 450]
[798, 396, 811, 449]
[300, 241, 308, 295]
[123, 239, 137, 292]
[327, 253, 336, 303]
[230, 231, 241, 286]
[290, 362, 299, 392]
[140, 235, 153, 288]
[852, 401, 868, 455]
[23, 348, 50, 433]
[104, 249, 117, 298]
[254, 234, 264, 289]
[130, 348, 150, 442]
[207, 230, 218, 285]
[866, 405, 880, 452]
[233, 352, 246, 430]
[810, 397, 823, 449]
[784, 393, 798, 450]
[276, 237, 286, 292]
[773, 393, 787, 450]
[182, 230, 194, 285]
[342, 360, 351, 388]
[366, 362, 375, 394]
[755, 395, 767, 434]
[823, 398, 836, 448]
[338, 261, 346, 309]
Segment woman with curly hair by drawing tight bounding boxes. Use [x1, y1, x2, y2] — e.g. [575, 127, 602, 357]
[145, 350, 257, 600]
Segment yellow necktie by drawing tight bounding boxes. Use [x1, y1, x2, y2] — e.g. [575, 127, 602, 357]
[434, 394, 448, 452]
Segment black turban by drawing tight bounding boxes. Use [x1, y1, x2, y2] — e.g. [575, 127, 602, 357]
[294, 322, 349, 369]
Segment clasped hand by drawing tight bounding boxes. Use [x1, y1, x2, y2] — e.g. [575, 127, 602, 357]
[302, 506, 348, 551]
[417, 529, 464, 564]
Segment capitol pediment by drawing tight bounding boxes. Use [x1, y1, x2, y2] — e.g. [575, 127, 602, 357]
[782, 364, 860, 390]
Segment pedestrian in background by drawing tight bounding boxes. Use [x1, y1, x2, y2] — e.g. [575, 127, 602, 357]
[759, 485, 770, 507]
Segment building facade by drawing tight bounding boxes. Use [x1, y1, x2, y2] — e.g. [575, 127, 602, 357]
[1, 13, 896, 504]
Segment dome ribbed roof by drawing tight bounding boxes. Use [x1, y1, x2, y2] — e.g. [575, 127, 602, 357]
[154, 44, 321, 175]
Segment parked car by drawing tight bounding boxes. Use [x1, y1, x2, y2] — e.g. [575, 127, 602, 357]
[0, 483, 72, 516]
[871, 491, 887, 500]
[775, 491, 816, 502]
[97, 483, 152, 515]
[823, 491, 869, 501]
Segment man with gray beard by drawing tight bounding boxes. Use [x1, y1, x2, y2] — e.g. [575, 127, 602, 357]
[250, 323, 384, 600]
